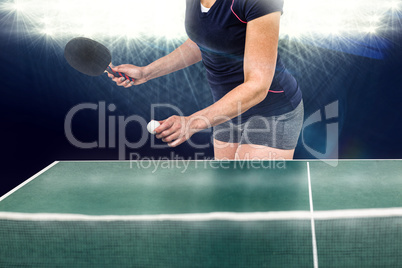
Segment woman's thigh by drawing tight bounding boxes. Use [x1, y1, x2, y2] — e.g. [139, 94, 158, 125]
[235, 144, 295, 160]
[213, 101, 303, 160]
[213, 139, 239, 160]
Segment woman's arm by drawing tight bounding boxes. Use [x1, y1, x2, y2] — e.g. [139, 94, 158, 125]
[110, 38, 202, 87]
[156, 12, 281, 147]
[144, 38, 202, 81]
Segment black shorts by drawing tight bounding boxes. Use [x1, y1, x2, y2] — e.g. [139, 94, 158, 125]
[213, 101, 304, 150]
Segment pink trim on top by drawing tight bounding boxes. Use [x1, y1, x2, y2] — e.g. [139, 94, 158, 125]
[231, 0, 247, 24]
[230, 0, 282, 94]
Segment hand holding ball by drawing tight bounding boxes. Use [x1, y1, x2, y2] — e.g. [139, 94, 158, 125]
[147, 120, 160, 134]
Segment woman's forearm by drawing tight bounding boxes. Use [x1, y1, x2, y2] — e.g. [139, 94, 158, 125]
[189, 80, 271, 130]
[189, 12, 280, 131]
[144, 38, 202, 81]
[153, 12, 282, 148]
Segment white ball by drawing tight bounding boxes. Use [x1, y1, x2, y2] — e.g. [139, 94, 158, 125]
[147, 120, 160, 134]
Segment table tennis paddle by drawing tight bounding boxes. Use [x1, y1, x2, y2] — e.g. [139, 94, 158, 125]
[64, 37, 134, 82]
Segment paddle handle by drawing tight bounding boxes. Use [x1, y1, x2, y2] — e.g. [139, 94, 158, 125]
[106, 66, 135, 82]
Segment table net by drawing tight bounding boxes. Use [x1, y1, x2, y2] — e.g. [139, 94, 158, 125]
[1, 209, 401, 267]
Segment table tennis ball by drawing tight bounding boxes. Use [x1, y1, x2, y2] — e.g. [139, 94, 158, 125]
[147, 120, 160, 134]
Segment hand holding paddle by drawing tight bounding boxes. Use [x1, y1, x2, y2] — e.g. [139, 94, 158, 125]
[107, 64, 149, 88]
[64, 37, 135, 82]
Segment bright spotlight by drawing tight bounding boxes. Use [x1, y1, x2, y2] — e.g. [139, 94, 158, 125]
[0, 0, 398, 43]
[0, 0, 187, 40]
[365, 27, 378, 34]
[388, 1, 400, 9]
[10, 0, 26, 12]
[281, 0, 396, 38]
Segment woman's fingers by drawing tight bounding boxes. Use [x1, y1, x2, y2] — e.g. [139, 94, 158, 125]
[109, 76, 134, 88]
[154, 116, 191, 147]
[167, 136, 188, 147]
[107, 64, 138, 87]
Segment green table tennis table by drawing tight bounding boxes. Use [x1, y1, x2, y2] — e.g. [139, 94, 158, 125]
[1, 160, 401, 267]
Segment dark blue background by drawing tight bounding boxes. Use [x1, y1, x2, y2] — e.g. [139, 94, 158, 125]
[1, 11, 402, 196]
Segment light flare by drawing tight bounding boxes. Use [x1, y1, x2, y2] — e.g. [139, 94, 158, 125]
[281, 0, 399, 38]
[0, 0, 399, 41]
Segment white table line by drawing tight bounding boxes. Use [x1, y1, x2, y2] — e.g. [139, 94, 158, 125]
[307, 162, 319, 268]
[0, 161, 59, 202]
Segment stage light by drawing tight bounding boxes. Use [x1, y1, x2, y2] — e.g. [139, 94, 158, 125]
[281, 0, 398, 38]
[0, 0, 187, 40]
[0, 0, 398, 41]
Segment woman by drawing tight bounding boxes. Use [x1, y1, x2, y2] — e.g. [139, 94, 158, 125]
[109, 0, 303, 160]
